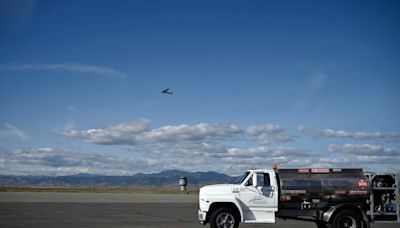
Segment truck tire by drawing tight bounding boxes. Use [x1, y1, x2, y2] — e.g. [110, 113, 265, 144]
[210, 207, 239, 228]
[331, 209, 361, 228]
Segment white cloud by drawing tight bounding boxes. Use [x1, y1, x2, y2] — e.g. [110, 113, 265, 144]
[0, 123, 30, 140]
[215, 155, 315, 174]
[315, 143, 400, 170]
[128, 143, 311, 174]
[247, 124, 294, 144]
[0, 63, 126, 78]
[247, 124, 284, 135]
[61, 118, 312, 174]
[321, 129, 392, 140]
[64, 119, 150, 145]
[201, 146, 313, 173]
[328, 144, 400, 155]
[138, 123, 242, 143]
[299, 126, 400, 142]
[220, 156, 288, 166]
[256, 133, 272, 144]
[355, 156, 400, 164]
[287, 155, 400, 174]
[318, 155, 400, 167]
[1, 145, 307, 176]
[63, 119, 301, 173]
[0, 155, 6, 168]
[59, 120, 400, 174]
[286, 159, 313, 166]
[2, 147, 163, 176]
[2, 143, 397, 176]
[319, 157, 354, 165]
[64, 119, 242, 145]
[275, 133, 295, 143]
[226, 146, 309, 158]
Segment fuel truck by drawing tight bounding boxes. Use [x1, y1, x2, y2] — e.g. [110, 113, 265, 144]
[198, 166, 398, 228]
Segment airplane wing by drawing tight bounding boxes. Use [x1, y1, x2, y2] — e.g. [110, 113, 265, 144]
[161, 88, 173, 94]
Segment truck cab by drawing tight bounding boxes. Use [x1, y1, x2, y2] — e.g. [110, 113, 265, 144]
[198, 169, 278, 228]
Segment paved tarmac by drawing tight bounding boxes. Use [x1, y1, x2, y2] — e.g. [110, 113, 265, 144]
[0, 192, 398, 228]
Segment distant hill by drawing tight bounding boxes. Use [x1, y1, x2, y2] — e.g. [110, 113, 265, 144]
[0, 170, 236, 188]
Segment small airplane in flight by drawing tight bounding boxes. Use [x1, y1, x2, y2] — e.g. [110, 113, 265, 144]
[160, 88, 173, 95]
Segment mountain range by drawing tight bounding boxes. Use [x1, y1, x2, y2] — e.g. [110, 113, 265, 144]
[0, 170, 236, 188]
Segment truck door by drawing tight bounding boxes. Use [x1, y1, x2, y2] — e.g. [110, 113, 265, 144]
[239, 172, 277, 223]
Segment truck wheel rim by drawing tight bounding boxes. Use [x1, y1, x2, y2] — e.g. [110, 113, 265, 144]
[216, 212, 235, 228]
[338, 216, 356, 228]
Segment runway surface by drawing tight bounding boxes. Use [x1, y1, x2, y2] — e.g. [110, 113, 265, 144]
[0, 192, 398, 228]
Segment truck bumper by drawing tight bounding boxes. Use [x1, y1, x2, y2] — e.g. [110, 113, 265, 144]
[198, 209, 207, 225]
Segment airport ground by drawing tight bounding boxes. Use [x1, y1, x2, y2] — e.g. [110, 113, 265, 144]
[0, 192, 398, 228]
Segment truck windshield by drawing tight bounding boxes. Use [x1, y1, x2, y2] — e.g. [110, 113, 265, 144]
[233, 172, 249, 184]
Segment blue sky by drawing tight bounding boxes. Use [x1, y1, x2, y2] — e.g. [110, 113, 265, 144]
[0, 0, 399, 175]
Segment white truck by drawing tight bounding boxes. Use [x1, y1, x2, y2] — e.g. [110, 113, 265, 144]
[198, 167, 378, 228]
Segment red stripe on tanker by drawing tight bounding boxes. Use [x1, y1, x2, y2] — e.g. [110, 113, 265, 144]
[311, 168, 330, 173]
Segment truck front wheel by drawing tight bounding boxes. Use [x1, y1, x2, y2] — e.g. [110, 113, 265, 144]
[209, 207, 239, 228]
[331, 209, 361, 228]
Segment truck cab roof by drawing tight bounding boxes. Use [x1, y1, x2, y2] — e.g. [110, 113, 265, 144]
[246, 169, 274, 173]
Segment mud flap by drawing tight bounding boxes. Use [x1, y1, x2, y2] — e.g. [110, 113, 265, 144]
[361, 210, 370, 228]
